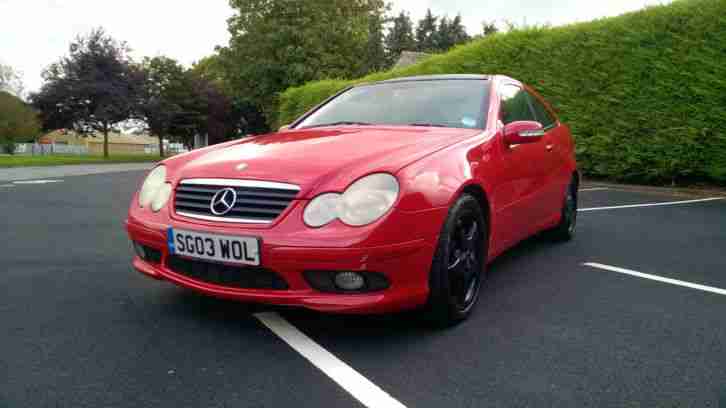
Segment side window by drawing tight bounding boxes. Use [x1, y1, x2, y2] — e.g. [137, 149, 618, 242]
[527, 92, 557, 128]
[499, 85, 536, 125]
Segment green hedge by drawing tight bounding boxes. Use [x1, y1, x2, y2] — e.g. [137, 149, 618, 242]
[277, 0, 726, 185]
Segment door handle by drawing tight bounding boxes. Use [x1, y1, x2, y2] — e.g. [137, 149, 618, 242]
[546, 144, 554, 152]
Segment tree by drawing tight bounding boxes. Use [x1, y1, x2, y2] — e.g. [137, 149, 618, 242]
[140, 56, 249, 149]
[0, 63, 25, 99]
[0, 91, 40, 154]
[435, 16, 454, 51]
[360, 6, 389, 74]
[448, 15, 471, 47]
[384, 11, 416, 67]
[481, 21, 499, 37]
[192, 56, 228, 89]
[187, 75, 242, 145]
[415, 9, 438, 53]
[31, 28, 143, 158]
[218, 0, 386, 128]
[138, 56, 190, 157]
[193, 56, 269, 136]
[433, 14, 470, 52]
[163, 74, 206, 149]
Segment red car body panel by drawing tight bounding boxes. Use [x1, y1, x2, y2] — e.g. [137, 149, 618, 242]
[126, 75, 577, 314]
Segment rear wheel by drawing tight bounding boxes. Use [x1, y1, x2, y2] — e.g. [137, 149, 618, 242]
[425, 194, 488, 327]
[547, 178, 578, 241]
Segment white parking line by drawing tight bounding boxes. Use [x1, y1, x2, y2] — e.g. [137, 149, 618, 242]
[579, 187, 609, 192]
[255, 312, 407, 408]
[579, 197, 724, 212]
[584, 263, 726, 296]
[13, 179, 64, 185]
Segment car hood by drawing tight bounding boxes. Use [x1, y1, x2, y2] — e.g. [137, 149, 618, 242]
[171, 126, 482, 197]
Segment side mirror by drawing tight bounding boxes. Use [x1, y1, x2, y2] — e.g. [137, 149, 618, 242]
[278, 124, 291, 132]
[503, 121, 545, 146]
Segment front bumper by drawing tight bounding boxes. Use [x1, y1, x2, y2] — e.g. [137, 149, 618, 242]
[125, 207, 442, 314]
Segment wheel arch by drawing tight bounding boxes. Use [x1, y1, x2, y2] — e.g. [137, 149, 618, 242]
[458, 182, 492, 240]
[424, 180, 491, 325]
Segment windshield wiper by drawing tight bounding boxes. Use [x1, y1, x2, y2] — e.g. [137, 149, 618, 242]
[408, 122, 449, 128]
[301, 121, 372, 129]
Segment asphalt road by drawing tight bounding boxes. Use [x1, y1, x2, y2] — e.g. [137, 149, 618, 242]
[1, 170, 725, 407]
[0, 163, 153, 182]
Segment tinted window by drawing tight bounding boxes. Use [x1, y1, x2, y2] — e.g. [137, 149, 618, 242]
[527, 93, 557, 128]
[297, 80, 489, 130]
[499, 85, 536, 124]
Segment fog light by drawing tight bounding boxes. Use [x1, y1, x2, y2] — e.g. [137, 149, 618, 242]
[133, 241, 146, 259]
[334, 272, 365, 291]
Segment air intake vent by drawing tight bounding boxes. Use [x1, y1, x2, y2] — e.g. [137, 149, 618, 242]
[167, 256, 288, 290]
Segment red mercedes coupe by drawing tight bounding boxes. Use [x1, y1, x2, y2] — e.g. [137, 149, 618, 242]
[126, 75, 578, 325]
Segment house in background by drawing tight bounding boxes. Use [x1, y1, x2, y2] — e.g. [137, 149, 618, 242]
[38, 130, 161, 155]
[393, 51, 431, 70]
[194, 133, 208, 149]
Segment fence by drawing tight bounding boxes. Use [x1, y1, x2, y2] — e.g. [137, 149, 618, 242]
[14, 143, 89, 155]
[11, 143, 187, 156]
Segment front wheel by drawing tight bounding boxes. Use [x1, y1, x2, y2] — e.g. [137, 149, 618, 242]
[425, 194, 488, 327]
[547, 178, 578, 241]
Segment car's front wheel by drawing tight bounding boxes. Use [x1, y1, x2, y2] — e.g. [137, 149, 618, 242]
[425, 194, 488, 327]
[547, 178, 578, 241]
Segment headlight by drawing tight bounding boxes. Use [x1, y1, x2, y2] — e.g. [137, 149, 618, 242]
[138, 166, 170, 212]
[150, 183, 173, 212]
[303, 173, 399, 227]
[338, 173, 399, 226]
[303, 193, 341, 227]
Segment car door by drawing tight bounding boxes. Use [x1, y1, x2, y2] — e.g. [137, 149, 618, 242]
[526, 89, 569, 222]
[496, 83, 550, 244]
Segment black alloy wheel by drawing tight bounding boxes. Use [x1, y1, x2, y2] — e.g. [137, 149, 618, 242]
[425, 194, 488, 327]
[447, 216, 482, 312]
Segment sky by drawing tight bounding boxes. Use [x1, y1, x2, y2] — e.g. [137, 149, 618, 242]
[0, 0, 671, 95]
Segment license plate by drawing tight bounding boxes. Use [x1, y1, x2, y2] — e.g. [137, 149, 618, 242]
[167, 228, 260, 266]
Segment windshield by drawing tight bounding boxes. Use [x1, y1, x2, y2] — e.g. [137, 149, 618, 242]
[296, 79, 489, 130]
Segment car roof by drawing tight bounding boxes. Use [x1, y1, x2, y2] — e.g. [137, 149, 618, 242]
[373, 74, 491, 84]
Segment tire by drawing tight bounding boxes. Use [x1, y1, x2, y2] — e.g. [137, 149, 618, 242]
[424, 194, 488, 327]
[547, 178, 578, 242]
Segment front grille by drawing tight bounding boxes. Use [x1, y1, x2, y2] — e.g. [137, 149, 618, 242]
[174, 179, 299, 223]
[167, 256, 289, 290]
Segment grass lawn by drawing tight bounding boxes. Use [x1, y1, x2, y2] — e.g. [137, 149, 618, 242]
[0, 154, 163, 168]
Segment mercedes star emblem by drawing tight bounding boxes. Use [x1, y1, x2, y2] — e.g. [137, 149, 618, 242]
[210, 187, 237, 216]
